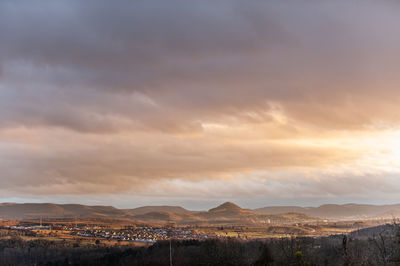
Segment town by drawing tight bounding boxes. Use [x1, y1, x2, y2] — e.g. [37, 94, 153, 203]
[2, 220, 220, 244]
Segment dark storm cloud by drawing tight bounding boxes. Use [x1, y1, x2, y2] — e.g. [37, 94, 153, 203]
[0, 0, 284, 132]
[1, 0, 400, 132]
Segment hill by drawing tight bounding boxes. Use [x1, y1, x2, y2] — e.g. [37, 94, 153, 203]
[349, 224, 398, 239]
[208, 202, 243, 213]
[0, 203, 126, 220]
[132, 202, 317, 225]
[0, 202, 320, 224]
[125, 206, 190, 215]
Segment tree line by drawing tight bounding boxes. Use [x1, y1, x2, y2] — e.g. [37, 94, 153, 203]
[0, 224, 400, 265]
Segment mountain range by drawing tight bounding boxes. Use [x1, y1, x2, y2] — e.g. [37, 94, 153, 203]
[0, 202, 315, 225]
[1, 202, 399, 224]
[255, 203, 400, 219]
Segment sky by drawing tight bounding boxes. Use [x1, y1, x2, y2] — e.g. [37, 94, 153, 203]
[1, 0, 400, 210]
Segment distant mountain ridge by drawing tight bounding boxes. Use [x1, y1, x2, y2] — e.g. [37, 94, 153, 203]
[0, 202, 317, 225]
[132, 202, 318, 225]
[255, 203, 400, 219]
[124, 206, 190, 215]
[0, 203, 126, 220]
[1, 202, 399, 222]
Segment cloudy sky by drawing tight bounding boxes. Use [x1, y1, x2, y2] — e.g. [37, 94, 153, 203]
[1, 0, 400, 209]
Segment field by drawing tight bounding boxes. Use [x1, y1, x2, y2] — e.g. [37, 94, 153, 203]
[1, 217, 390, 244]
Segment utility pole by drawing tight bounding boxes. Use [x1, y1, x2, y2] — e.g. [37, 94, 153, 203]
[170, 238, 172, 266]
[168, 220, 173, 266]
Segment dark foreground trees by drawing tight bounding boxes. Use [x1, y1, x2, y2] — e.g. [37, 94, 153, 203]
[1, 225, 400, 265]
